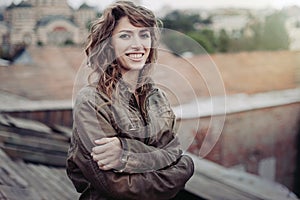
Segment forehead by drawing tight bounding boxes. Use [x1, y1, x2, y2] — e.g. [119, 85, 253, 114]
[113, 16, 149, 33]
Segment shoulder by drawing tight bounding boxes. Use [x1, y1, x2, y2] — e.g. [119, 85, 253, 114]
[73, 85, 110, 109]
[146, 86, 171, 108]
[148, 85, 168, 101]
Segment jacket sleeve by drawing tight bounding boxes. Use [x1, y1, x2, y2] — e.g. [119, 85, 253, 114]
[119, 88, 184, 173]
[70, 135, 194, 200]
[69, 89, 194, 199]
[74, 88, 185, 173]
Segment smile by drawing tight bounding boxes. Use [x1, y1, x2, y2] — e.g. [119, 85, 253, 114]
[126, 53, 144, 60]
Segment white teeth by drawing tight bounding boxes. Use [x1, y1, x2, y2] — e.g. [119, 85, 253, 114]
[128, 53, 143, 59]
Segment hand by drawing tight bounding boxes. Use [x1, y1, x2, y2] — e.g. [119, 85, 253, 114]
[91, 137, 123, 171]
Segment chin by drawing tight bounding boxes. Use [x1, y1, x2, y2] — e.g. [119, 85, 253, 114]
[125, 62, 146, 71]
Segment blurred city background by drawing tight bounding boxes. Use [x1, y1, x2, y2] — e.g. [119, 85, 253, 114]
[0, 0, 299, 199]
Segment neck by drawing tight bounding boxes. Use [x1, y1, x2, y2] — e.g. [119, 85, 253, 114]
[121, 70, 140, 92]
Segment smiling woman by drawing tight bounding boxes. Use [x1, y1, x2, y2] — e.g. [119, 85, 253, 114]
[66, 1, 194, 200]
[112, 17, 151, 74]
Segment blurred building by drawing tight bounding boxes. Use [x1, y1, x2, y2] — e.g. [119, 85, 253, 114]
[2, 0, 97, 46]
[210, 14, 249, 38]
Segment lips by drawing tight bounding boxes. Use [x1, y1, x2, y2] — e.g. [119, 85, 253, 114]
[125, 53, 144, 61]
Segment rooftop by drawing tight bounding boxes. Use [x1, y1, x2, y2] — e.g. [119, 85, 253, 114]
[0, 113, 297, 199]
[0, 47, 298, 105]
[0, 114, 78, 199]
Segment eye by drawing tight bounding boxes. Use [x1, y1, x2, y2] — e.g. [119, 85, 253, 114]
[140, 32, 150, 39]
[119, 34, 131, 39]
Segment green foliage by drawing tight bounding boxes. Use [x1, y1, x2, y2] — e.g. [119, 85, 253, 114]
[161, 31, 202, 55]
[37, 41, 44, 46]
[161, 10, 290, 55]
[188, 30, 217, 54]
[261, 12, 289, 50]
[86, 19, 93, 31]
[162, 10, 203, 32]
[218, 29, 230, 52]
[228, 11, 289, 52]
[161, 10, 216, 55]
[64, 39, 75, 46]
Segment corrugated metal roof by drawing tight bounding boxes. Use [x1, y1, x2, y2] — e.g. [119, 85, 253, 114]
[0, 149, 79, 200]
[0, 114, 77, 199]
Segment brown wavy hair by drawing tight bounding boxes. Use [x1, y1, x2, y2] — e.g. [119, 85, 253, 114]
[86, 1, 161, 99]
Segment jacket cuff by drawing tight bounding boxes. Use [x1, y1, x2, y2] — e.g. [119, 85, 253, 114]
[113, 137, 130, 173]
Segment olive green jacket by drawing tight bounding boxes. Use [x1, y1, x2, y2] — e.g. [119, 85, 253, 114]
[66, 79, 194, 200]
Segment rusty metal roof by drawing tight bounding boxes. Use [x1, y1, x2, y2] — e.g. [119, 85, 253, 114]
[0, 47, 298, 104]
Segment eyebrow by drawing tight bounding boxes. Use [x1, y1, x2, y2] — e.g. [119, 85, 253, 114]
[118, 28, 150, 34]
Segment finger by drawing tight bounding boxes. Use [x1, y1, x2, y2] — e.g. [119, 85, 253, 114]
[99, 164, 112, 171]
[94, 137, 115, 145]
[92, 151, 114, 162]
[92, 142, 115, 154]
[99, 156, 118, 165]
[107, 160, 121, 169]
[97, 160, 115, 170]
[97, 160, 106, 169]
[92, 144, 122, 160]
[99, 160, 121, 171]
[92, 142, 122, 155]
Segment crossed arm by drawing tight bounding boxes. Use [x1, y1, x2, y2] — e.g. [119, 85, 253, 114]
[67, 90, 194, 199]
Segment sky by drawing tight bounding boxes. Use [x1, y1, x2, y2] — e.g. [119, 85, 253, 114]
[1, 0, 300, 11]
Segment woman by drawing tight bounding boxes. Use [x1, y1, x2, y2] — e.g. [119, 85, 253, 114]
[66, 1, 194, 199]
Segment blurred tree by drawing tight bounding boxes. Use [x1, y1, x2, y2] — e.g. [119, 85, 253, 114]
[249, 20, 264, 50]
[261, 12, 289, 50]
[296, 20, 300, 28]
[161, 10, 216, 54]
[37, 41, 44, 46]
[226, 11, 289, 52]
[64, 39, 75, 46]
[161, 10, 290, 54]
[161, 30, 205, 56]
[162, 10, 203, 32]
[86, 19, 93, 30]
[218, 29, 230, 52]
[188, 30, 216, 54]
[229, 20, 263, 52]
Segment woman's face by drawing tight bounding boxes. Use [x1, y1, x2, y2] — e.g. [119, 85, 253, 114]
[112, 16, 151, 74]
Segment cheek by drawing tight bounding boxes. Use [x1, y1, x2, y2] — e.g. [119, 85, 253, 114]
[144, 39, 152, 49]
[112, 39, 128, 57]
[114, 47, 127, 59]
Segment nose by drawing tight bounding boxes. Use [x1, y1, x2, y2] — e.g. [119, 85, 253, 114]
[131, 35, 142, 49]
